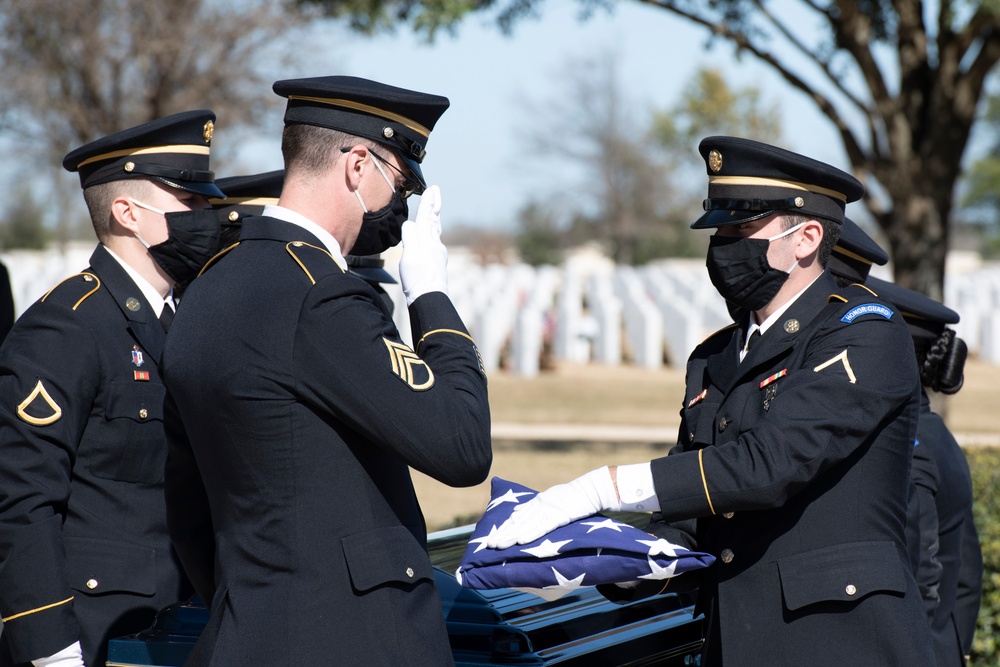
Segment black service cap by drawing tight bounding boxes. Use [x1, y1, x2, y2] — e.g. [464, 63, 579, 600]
[828, 218, 889, 284]
[692, 136, 864, 229]
[210, 170, 284, 224]
[346, 255, 397, 285]
[866, 276, 959, 340]
[273, 75, 449, 192]
[63, 110, 224, 198]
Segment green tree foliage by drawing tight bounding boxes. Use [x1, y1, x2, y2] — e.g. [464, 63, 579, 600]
[515, 201, 564, 266]
[302, 0, 1000, 299]
[652, 68, 782, 159]
[962, 88, 1000, 257]
[966, 447, 1000, 665]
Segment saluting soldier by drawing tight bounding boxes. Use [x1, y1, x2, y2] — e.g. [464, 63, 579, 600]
[0, 111, 224, 667]
[162, 76, 491, 665]
[490, 137, 934, 666]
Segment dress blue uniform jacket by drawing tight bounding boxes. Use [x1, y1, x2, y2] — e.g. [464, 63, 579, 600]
[645, 272, 935, 666]
[162, 216, 492, 666]
[910, 392, 982, 666]
[0, 246, 191, 667]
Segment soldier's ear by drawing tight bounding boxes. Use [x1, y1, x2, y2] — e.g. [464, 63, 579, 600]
[794, 219, 824, 259]
[110, 196, 141, 234]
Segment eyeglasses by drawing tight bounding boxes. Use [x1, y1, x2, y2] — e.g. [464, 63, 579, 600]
[340, 147, 424, 199]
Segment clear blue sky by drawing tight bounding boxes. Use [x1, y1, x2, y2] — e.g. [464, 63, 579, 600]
[233, 3, 846, 230]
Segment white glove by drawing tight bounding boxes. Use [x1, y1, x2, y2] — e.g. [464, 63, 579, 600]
[487, 467, 621, 550]
[32, 641, 85, 667]
[399, 185, 448, 305]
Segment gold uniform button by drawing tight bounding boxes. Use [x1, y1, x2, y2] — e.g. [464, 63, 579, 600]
[139, 408, 148, 419]
[845, 584, 857, 596]
[722, 512, 735, 519]
[405, 567, 414, 578]
[720, 549, 734, 564]
[86, 578, 98, 590]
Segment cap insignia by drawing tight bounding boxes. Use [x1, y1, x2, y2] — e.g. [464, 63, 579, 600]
[203, 120, 214, 143]
[708, 149, 723, 173]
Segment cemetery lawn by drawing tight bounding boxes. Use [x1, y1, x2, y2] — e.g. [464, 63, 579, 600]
[413, 359, 998, 530]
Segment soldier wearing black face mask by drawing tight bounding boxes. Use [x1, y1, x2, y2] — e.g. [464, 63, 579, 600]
[489, 136, 933, 667]
[161, 76, 491, 666]
[0, 111, 224, 667]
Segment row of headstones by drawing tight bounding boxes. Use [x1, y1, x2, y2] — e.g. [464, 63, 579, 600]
[4, 244, 999, 375]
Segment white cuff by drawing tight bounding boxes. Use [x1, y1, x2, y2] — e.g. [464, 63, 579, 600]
[616, 462, 659, 512]
[32, 641, 84, 667]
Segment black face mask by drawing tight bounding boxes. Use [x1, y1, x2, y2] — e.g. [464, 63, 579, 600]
[705, 235, 791, 312]
[350, 189, 409, 256]
[149, 209, 222, 284]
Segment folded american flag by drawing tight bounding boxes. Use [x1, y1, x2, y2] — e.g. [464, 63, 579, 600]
[456, 477, 715, 600]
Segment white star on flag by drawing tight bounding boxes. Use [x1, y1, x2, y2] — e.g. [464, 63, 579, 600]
[580, 518, 629, 533]
[486, 488, 534, 511]
[546, 567, 586, 591]
[637, 538, 681, 558]
[638, 556, 678, 580]
[468, 525, 502, 553]
[522, 539, 573, 558]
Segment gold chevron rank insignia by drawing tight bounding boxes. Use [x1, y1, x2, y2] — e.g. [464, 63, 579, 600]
[384, 338, 435, 390]
[813, 349, 857, 384]
[17, 380, 63, 426]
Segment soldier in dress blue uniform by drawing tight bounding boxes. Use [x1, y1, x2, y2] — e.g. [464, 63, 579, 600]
[825, 220, 983, 665]
[490, 137, 935, 666]
[0, 111, 225, 667]
[207, 169, 400, 310]
[162, 76, 492, 666]
[864, 276, 982, 667]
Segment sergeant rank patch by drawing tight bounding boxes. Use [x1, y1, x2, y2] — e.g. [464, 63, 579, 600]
[383, 338, 435, 390]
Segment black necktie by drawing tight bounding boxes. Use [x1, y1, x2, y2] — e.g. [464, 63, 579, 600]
[741, 329, 761, 362]
[159, 303, 174, 332]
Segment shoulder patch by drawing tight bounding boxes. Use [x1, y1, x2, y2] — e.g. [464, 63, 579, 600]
[383, 337, 435, 390]
[40, 272, 101, 311]
[841, 303, 894, 323]
[17, 380, 63, 426]
[285, 241, 344, 285]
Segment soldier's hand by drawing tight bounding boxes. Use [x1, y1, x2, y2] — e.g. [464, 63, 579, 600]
[487, 467, 621, 550]
[399, 185, 447, 305]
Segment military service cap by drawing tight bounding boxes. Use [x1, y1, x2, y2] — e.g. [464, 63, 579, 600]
[866, 276, 959, 340]
[272, 75, 449, 192]
[828, 218, 889, 284]
[63, 110, 224, 198]
[346, 255, 397, 285]
[210, 170, 284, 224]
[692, 136, 864, 228]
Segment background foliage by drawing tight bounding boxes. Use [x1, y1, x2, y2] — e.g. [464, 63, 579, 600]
[967, 447, 1000, 665]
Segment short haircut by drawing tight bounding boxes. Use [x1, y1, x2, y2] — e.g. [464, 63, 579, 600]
[780, 213, 840, 268]
[82, 178, 155, 242]
[282, 125, 355, 179]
